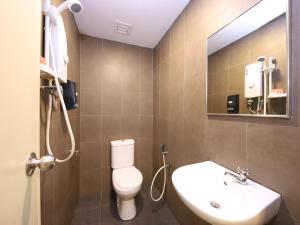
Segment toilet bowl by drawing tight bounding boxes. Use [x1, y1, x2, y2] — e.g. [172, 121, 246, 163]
[112, 166, 143, 220]
[111, 139, 143, 220]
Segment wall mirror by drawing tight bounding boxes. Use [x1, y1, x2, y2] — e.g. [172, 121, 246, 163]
[206, 0, 290, 118]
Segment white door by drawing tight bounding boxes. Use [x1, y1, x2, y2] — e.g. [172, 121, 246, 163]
[0, 1, 41, 225]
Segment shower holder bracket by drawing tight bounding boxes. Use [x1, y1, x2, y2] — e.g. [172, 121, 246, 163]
[160, 144, 168, 154]
[40, 85, 63, 95]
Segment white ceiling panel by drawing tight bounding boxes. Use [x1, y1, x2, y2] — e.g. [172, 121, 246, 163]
[74, 0, 190, 48]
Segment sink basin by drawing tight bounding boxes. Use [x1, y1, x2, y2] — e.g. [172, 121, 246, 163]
[172, 161, 281, 225]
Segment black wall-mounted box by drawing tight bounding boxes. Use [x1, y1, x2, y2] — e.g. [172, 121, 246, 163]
[227, 94, 239, 114]
[61, 80, 78, 110]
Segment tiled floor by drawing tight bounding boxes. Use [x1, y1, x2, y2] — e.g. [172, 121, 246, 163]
[71, 189, 180, 225]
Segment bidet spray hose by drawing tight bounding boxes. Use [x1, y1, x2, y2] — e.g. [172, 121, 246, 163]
[150, 152, 169, 202]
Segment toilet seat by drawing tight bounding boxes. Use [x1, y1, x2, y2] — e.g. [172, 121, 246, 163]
[113, 166, 143, 190]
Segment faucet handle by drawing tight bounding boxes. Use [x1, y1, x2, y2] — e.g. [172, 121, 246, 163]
[243, 168, 250, 176]
[237, 167, 250, 176]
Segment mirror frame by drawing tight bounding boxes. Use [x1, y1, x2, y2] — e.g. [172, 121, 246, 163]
[205, 0, 291, 119]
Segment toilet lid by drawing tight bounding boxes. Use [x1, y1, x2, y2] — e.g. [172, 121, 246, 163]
[113, 166, 143, 189]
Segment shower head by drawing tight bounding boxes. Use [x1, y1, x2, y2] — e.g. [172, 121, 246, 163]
[69, 0, 82, 13]
[57, 0, 83, 15]
[43, 0, 82, 23]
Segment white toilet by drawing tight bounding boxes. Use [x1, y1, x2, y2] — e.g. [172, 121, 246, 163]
[111, 139, 143, 220]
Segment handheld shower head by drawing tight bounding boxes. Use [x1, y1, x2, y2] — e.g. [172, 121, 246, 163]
[57, 0, 82, 15]
[68, 0, 82, 13]
[43, 0, 82, 23]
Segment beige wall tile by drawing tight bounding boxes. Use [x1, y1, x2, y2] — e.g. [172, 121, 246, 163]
[40, 3, 80, 225]
[100, 64, 122, 91]
[159, 88, 170, 117]
[160, 32, 171, 63]
[121, 44, 140, 69]
[80, 116, 101, 142]
[228, 36, 251, 67]
[159, 60, 170, 90]
[184, 39, 202, 78]
[135, 138, 153, 189]
[100, 90, 122, 116]
[80, 35, 101, 66]
[140, 67, 153, 93]
[211, 93, 227, 113]
[206, 119, 247, 169]
[80, 37, 153, 198]
[247, 124, 300, 220]
[140, 48, 153, 69]
[135, 138, 153, 166]
[183, 72, 204, 117]
[183, 116, 206, 164]
[121, 116, 140, 139]
[101, 116, 121, 141]
[102, 39, 123, 66]
[228, 64, 245, 92]
[153, 44, 160, 69]
[167, 116, 184, 168]
[170, 13, 185, 52]
[100, 140, 111, 168]
[153, 1, 299, 224]
[121, 66, 140, 92]
[140, 91, 153, 116]
[211, 70, 229, 94]
[80, 36, 102, 90]
[80, 142, 102, 170]
[101, 167, 112, 194]
[139, 116, 153, 139]
[80, 168, 101, 196]
[80, 88, 101, 115]
[208, 47, 229, 74]
[121, 91, 140, 116]
[170, 49, 184, 87]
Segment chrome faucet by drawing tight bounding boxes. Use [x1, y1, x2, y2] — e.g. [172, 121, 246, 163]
[224, 167, 250, 184]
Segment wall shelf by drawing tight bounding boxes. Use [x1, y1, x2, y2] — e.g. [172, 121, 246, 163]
[40, 64, 56, 80]
[268, 93, 287, 99]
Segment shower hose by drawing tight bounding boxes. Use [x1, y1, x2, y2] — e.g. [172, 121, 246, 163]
[150, 152, 169, 202]
[45, 23, 75, 163]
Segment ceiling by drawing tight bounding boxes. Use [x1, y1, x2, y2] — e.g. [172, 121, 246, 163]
[74, 0, 190, 48]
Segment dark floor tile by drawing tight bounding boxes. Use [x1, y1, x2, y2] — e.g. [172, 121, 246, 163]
[71, 208, 100, 225]
[75, 195, 101, 213]
[152, 202, 179, 224]
[72, 190, 179, 225]
[139, 186, 163, 207]
[100, 203, 135, 225]
[101, 191, 115, 206]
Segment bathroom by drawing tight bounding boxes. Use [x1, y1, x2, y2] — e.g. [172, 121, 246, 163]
[1, 0, 300, 224]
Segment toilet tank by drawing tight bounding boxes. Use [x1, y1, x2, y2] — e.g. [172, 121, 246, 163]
[111, 139, 135, 169]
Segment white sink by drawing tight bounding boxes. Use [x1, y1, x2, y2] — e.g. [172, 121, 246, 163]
[172, 161, 281, 225]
